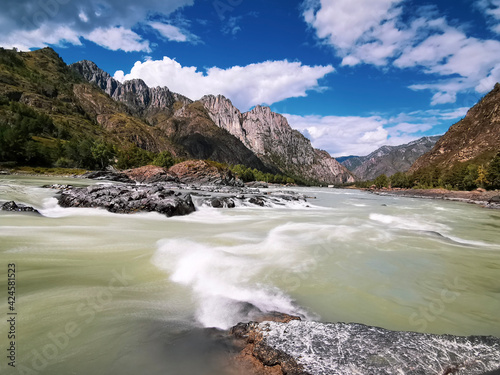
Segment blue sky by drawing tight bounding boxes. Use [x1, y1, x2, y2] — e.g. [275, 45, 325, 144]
[2, 0, 500, 156]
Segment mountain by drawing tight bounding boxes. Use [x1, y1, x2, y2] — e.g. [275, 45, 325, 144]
[410, 83, 500, 173]
[71, 60, 268, 170]
[200, 95, 355, 184]
[335, 155, 358, 163]
[0, 47, 353, 184]
[73, 61, 354, 184]
[341, 136, 441, 180]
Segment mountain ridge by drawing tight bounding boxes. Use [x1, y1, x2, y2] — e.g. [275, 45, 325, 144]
[342, 136, 441, 180]
[72, 61, 355, 184]
[410, 83, 500, 174]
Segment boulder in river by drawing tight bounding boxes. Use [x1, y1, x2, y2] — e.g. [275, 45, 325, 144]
[58, 184, 195, 217]
[1, 201, 40, 214]
[229, 320, 500, 375]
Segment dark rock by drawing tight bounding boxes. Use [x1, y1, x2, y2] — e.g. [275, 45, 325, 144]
[58, 184, 195, 217]
[210, 197, 236, 208]
[1, 201, 40, 214]
[489, 195, 500, 204]
[248, 197, 266, 207]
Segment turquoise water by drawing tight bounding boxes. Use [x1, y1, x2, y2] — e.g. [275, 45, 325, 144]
[1, 176, 499, 374]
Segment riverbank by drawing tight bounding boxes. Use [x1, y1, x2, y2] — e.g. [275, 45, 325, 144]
[368, 188, 500, 209]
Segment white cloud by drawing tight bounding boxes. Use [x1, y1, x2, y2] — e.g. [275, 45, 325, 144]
[303, 0, 500, 105]
[150, 21, 199, 43]
[284, 107, 467, 157]
[0, 0, 194, 51]
[85, 27, 151, 52]
[477, 0, 500, 33]
[114, 58, 334, 111]
[0, 24, 81, 51]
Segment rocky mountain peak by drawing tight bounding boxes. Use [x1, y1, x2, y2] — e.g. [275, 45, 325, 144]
[71, 61, 191, 113]
[201, 94, 355, 184]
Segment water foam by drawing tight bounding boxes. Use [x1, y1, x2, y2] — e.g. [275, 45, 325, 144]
[151, 223, 324, 329]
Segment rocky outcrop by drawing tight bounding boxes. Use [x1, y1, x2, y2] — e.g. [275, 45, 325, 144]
[411, 83, 500, 173]
[342, 136, 441, 180]
[230, 320, 500, 375]
[169, 160, 243, 186]
[58, 184, 195, 217]
[1, 201, 40, 214]
[123, 165, 179, 184]
[200, 95, 355, 184]
[71, 60, 191, 114]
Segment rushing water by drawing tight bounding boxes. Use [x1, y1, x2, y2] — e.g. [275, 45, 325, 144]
[1, 175, 500, 374]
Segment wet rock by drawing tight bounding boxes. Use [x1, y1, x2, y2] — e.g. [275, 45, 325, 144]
[1, 201, 40, 214]
[489, 195, 500, 204]
[249, 197, 266, 207]
[58, 184, 195, 217]
[231, 320, 500, 375]
[210, 197, 236, 209]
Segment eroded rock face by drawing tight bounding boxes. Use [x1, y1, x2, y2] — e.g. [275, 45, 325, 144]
[123, 165, 179, 184]
[169, 160, 244, 186]
[232, 320, 500, 375]
[200, 95, 355, 185]
[71, 60, 191, 113]
[58, 184, 195, 217]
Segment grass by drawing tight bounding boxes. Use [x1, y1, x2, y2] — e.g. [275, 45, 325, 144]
[9, 166, 88, 176]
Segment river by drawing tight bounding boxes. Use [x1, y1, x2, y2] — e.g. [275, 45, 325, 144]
[1, 175, 499, 374]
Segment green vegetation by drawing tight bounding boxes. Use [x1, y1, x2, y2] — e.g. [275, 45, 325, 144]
[230, 164, 295, 185]
[355, 152, 500, 191]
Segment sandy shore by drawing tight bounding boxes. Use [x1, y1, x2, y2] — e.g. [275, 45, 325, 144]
[371, 188, 500, 209]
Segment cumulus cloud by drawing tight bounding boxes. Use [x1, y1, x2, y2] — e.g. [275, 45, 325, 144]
[303, 0, 500, 105]
[0, 0, 194, 51]
[114, 58, 334, 111]
[284, 107, 468, 157]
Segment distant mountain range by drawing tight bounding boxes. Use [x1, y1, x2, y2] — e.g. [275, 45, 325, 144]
[0, 47, 354, 184]
[341, 136, 441, 180]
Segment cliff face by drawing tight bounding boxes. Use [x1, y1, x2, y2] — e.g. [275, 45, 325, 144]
[411, 84, 500, 173]
[342, 136, 441, 180]
[201, 95, 355, 184]
[71, 60, 191, 114]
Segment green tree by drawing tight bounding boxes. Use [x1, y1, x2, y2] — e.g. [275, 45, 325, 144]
[91, 141, 114, 170]
[487, 152, 500, 190]
[390, 172, 410, 188]
[374, 174, 389, 188]
[152, 151, 175, 169]
[463, 164, 479, 191]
